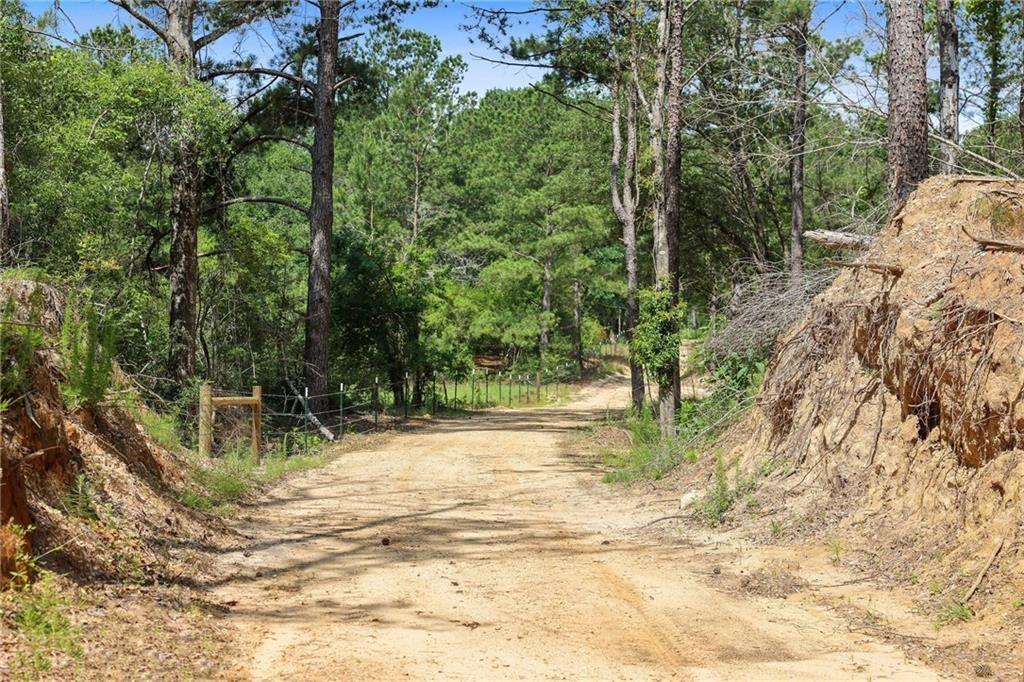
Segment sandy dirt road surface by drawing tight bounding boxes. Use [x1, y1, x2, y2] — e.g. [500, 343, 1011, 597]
[214, 374, 943, 681]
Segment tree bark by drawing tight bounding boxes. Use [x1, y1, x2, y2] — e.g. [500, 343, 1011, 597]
[937, 0, 959, 173]
[303, 0, 340, 414]
[1020, 0, 1024, 153]
[885, 0, 929, 207]
[0, 57, 10, 266]
[654, 0, 683, 437]
[164, 1, 199, 384]
[539, 250, 552, 377]
[789, 18, 808, 281]
[609, 60, 645, 413]
[572, 279, 584, 375]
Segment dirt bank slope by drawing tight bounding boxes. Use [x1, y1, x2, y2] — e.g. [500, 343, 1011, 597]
[719, 177, 1023, 647]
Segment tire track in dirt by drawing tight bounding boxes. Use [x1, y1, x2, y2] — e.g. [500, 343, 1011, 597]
[211, 374, 944, 680]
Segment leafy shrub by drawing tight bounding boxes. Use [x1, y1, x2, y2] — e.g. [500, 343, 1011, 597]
[630, 288, 685, 386]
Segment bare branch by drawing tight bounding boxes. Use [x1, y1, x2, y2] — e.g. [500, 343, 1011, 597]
[109, 0, 169, 44]
[204, 67, 315, 93]
[222, 196, 310, 216]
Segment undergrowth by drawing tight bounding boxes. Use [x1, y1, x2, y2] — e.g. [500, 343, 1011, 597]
[695, 453, 759, 526]
[0, 528, 82, 679]
[179, 441, 325, 513]
[603, 331, 764, 483]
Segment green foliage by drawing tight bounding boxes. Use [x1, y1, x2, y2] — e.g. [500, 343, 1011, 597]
[60, 303, 116, 408]
[0, 296, 45, 398]
[127, 401, 184, 453]
[8, 572, 82, 676]
[937, 600, 974, 626]
[61, 474, 100, 521]
[631, 289, 684, 386]
[602, 408, 676, 482]
[179, 441, 326, 513]
[696, 453, 759, 526]
[827, 538, 845, 563]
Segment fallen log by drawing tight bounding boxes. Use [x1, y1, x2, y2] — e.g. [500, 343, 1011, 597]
[285, 379, 336, 441]
[804, 230, 877, 251]
[823, 258, 903, 276]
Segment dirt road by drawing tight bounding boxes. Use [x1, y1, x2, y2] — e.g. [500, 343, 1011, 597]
[214, 375, 941, 680]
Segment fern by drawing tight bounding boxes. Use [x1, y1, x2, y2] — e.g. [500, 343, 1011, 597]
[61, 301, 116, 407]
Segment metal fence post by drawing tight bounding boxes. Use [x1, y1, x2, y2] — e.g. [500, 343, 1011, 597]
[303, 386, 310, 455]
[339, 383, 345, 438]
[404, 372, 409, 419]
[471, 369, 476, 410]
[373, 376, 379, 430]
[484, 371, 489, 407]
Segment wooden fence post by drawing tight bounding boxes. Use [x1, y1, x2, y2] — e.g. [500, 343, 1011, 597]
[251, 385, 262, 459]
[199, 382, 213, 458]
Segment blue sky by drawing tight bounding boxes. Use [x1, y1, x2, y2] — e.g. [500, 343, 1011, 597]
[24, 1, 881, 95]
[24, 1, 547, 94]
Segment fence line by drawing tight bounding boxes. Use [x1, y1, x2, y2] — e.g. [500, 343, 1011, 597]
[199, 342, 626, 459]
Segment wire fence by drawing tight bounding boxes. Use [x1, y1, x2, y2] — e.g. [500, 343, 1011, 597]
[203, 343, 629, 459]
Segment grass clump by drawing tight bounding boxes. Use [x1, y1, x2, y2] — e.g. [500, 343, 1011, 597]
[126, 398, 184, 452]
[6, 572, 82, 677]
[601, 408, 676, 482]
[936, 600, 973, 627]
[179, 440, 326, 513]
[695, 453, 759, 526]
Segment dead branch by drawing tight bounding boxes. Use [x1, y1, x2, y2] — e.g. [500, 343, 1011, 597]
[823, 258, 902, 276]
[804, 230, 877, 251]
[961, 225, 1024, 252]
[962, 536, 1005, 604]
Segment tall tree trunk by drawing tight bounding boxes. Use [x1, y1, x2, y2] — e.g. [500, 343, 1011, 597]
[653, 0, 683, 437]
[0, 58, 9, 266]
[303, 0, 339, 414]
[539, 249, 552, 382]
[937, 0, 959, 173]
[984, 16, 1003, 162]
[168, 140, 200, 383]
[885, 0, 929, 207]
[789, 19, 808, 282]
[609, 70, 645, 412]
[1020, 0, 1024, 152]
[165, 3, 199, 385]
[572, 279, 584, 375]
